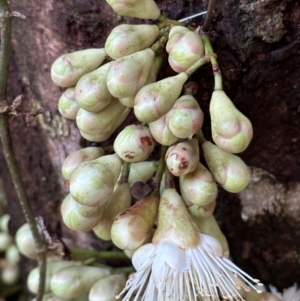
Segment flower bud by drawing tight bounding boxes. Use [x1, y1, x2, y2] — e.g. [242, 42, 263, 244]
[105, 24, 159, 59]
[61, 194, 104, 231]
[149, 115, 179, 146]
[51, 48, 106, 87]
[15, 223, 36, 259]
[27, 261, 80, 294]
[89, 274, 127, 301]
[134, 72, 188, 122]
[128, 161, 157, 186]
[51, 265, 110, 299]
[114, 124, 156, 162]
[76, 99, 128, 135]
[58, 87, 80, 120]
[166, 95, 204, 139]
[93, 182, 131, 240]
[210, 90, 253, 153]
[69, 154, 122, 206]
[0, 214, 10, 232]
[106, 0, 161, 20]
[118, 96, 134, 108]
[107, 49, 155, 99]
[75, 63, 112, 113]
[166, 26, 204, 73]
[202, 141, 250, 193]
[187, 200, 217, 218]
[111, 194, 159, 250]
[5, 245, 20, 265]
[179, 162, 218, 206]
[61, 147, 104, 180]
[166, 139, 199, 176]
[1, 264, 19, 285]
[0, 232, 12, 251]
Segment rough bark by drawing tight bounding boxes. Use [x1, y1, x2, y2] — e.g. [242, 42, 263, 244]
[0, 0, 299, 295]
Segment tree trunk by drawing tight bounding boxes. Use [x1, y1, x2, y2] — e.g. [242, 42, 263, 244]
[1, 0, 299, 295]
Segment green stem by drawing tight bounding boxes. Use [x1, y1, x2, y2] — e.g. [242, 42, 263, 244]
[119, 161, 130, 184]
[151, 32, 169, 54]
[152, 145, 168, 191]
[201, 34, 223, 90]
[202, 0, 216, 33]
[164, 167, 174, 189]
[0, 2, 47, 301]
[157, 14, 183, 29]
[70, 248, 129, 260]
[195, 130, 207, 145]
[185, 55, 211, 77]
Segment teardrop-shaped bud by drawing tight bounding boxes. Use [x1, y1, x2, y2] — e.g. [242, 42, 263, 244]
[61, 194, 104, 231]
[149, 115, 179, 146]
[76, 99, 128, 135]
[105, 24, 159, 59]
[134, 72, 188, 122]
[79, 107, 130, 142]
[89, 274, 127, 301]
[107, 49, 155, 99]
[69, 154, 122, 206]
[27, 261, 80, 294]
[51, 265, 111, 299]
[5, 245, 20, 265]
[118, 96, 134, 108]
[128, 161, 157, 186]
[62, 147, 104, 180]
[210, 90, 253, 153]
[1, 264, 19, 285]
[202, 141, 250, 193]
[0, 214, 10, 232]
[93, 182, 132, 240]
[111, 194, 159, 250]
[166, 95, 204, 139]
[166, 26, 204, 73]
[58, 87, 80, 120]
[114, 124, 156, 163]
[179, 162, 218, 206]
[165, 139, 199, 176]
[15, 223, 36, 259]
[106, 0, 161, 20]
[51, 48, 106, 87]
[75, 63, 112, 113]
[0, 232, 12, 251]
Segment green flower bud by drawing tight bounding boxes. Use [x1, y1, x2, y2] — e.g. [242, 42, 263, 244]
[149, 115, 179, 146]
[210, 90, 253, 153]
[93, 182, 131, 240]
[187, 199, 216, 218]
[51, 265, 111, 299]
[76, 99, 128, 135]
[58, 87, 80, 120]
[128, 161, 157, 186]
[179, 162, 218, 207]
[15, 223, 36, 259]
[111, 194, 159, 250]
[114, 124, 156, 162]
[0, 214, 10, 232]
[166, 95, 204, 139]
[202, 141, 250, 193]
[165, 139, 199, 176]
[134, 73, 188, 122]
[61, 194, 104, 231]
[61, 147, 104, 180]
[106, 49, 155, 99]
[27, 261, 80, 294]
[118, 96, 134, 108]
[89, 274, 126, 301]
[166, 26, 204, 73]
[105, 24, 159, 59]
[1, 264, 19, 285]
[69, 154, 122, 206]
[51, 48, 106, 87]
[106, 0, 161, 20]
[5, 245, 20, 265]
[0, 232, 12, 251]
[75, 63, 112, 112]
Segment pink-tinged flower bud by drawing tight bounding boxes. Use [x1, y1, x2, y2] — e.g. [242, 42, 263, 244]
[58, 87, 80, 120]
[128, 161, 157, 186]
[210, 90, 253, 153]
[93, 182, 131, 240]
[69, 154, 122, 206]
[75, 63, 112, 113]
[166, 94, 204, 139]
[106, 0, 161, 20]
[202, 141, 250, 193]
[179, 162, 218, 207]
[149, 115, 179, 146]
[114, 124, 156, 162]
[105, 24, 159, 59]
[166, 26, 204, 73]
[166, 139, 199, 176]
[134, 73, 188, 122]
[61, 147, 104, 180]
[111, 194, 159, 250]
[107, 49, 155, 99]
[51, 48, 106, 87]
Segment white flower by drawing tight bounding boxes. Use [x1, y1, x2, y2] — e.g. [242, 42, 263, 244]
[270, 283, 300, 301]
[117, 188, 263, 301]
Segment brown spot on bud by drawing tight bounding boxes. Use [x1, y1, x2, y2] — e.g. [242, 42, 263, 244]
[140, 136, 152, 146]
[179, 160, 188, 170]
[125, 154, 135, 159]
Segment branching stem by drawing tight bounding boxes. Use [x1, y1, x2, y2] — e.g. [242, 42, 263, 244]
[202, 0, 216, 33]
